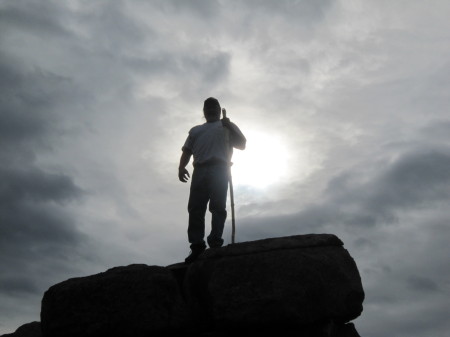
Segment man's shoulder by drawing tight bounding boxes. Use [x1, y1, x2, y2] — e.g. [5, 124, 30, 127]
[188, 124, 204, 135]
[189, 121, 220, 134]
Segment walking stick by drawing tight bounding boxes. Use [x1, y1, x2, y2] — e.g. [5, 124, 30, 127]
[222, 108, 236, 244]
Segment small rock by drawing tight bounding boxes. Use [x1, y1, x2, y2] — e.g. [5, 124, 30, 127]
[1, 322, 41, 337]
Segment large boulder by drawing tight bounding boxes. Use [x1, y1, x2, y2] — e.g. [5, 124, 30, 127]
[39, 234, 364, 336]
[184, 234, 364, 331]
[40, 264, 188, 337]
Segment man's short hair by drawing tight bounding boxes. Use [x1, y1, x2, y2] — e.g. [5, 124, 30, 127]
[203, 97, 221, 118]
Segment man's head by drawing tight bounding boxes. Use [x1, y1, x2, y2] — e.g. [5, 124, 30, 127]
[203, 97, 221, 122]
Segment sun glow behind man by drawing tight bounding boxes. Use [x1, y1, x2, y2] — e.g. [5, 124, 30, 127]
[231, 130, 289, 189]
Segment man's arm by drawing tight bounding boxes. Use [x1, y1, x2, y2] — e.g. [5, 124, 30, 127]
[178, 150, 192, 182]
[222, 118, 246, 150]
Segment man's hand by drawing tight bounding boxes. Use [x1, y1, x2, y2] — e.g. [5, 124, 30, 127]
[178, 150, 192, 183]
[179, 168, 190, 182]
[221, 108, 231, 129]
[221, 116, 231, 129]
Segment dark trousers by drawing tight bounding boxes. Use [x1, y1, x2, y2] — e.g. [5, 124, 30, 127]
[188, 164, 228, 249]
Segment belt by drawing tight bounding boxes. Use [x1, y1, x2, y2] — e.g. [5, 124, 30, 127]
[194, 159, 229, 168]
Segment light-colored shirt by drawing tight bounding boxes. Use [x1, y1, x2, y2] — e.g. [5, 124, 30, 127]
[182, 121, 232, 166]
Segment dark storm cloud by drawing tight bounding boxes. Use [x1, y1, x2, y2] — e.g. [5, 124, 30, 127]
[365, 150, 450, 213]
[0, 167, 82, 206]
[0, 166, 85, 296]
[0, 277, 40, 297]
[317, 148, 450, 227]
[0, 54, 52, 147]
[0, 51, 88, 161]
[0, 200, 83, 261]
[0, 20, 88, 307]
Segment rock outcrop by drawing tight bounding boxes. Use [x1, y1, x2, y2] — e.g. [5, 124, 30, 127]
[41, 265, 188, 336]
[1, 322, 42, 337]
[3, 234, 365, 337]
[184, 234, 364, 332]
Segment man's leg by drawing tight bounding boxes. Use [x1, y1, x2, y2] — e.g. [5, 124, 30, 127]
[207, 165, 228, 248]
[187, 167, 208, 249]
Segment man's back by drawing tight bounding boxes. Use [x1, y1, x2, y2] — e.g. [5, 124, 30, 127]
[183, 121, 228, 167]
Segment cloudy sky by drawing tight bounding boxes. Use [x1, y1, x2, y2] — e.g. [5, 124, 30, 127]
[1, 0, 450, 335]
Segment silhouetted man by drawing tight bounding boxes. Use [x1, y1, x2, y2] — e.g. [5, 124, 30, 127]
[179, 97, 246, 263]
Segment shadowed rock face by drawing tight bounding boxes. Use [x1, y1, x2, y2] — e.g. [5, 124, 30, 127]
[185, 234, 364, 331]
[40, 265, 188, 337]
[1, 322, 42, 337]
[36, 234, 364, 337]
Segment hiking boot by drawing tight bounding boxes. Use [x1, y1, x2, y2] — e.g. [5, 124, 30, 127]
[207, 236, 224, 249]
[184, 245, 206, 264]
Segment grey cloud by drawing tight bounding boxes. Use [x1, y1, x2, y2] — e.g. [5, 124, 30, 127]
[244, 0, 332, 22]
[316, 148, 450, 227]
[2, 207, 69, 243]
[409, 62, 450, 114]
[406, 276, 439, 293]
[0, 168, 85, 270]
[182, 52, 231, 87]
[420, 119, 450, 144]
[0, 52, 84, 157]
[364, 149, 450, 216]
[0, 277, 40, 297]
[0, 1, 70, 37]
[0, 203, 83, 257]
[149, 0, 332, 24]
[125, 51, 231, 85]
[0, 197, 86, 299]
[79, 1, 148, 51]
[0, 171, 88, 305]
[237, 204, 334, 241]
[353, 237, 376, 249]
[0, 57, 50, 146]
[0, 4, 92, 313]
[0, 167, 82, 206]
[155, 0, 222, 18]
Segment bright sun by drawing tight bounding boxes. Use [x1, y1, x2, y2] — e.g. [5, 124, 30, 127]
[231, 130, 289, 188]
